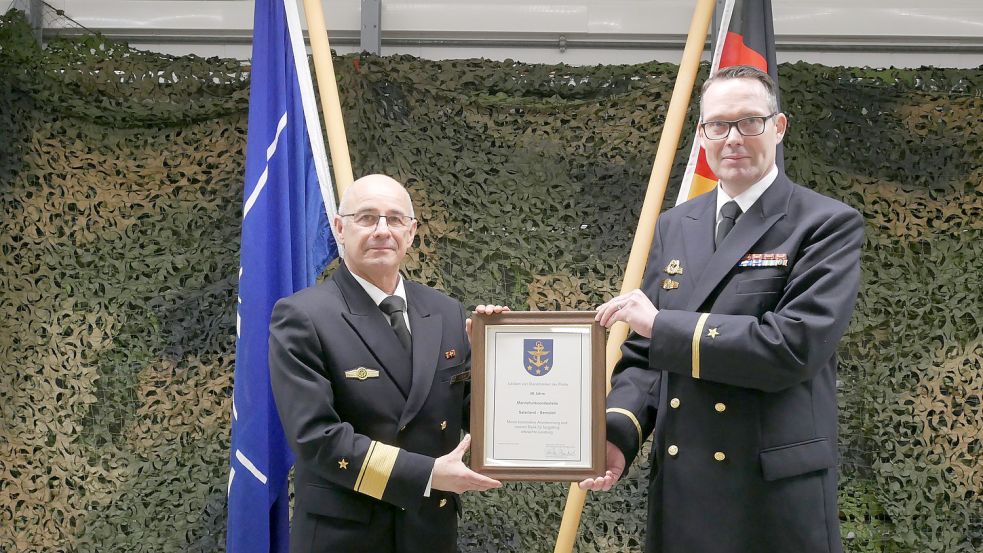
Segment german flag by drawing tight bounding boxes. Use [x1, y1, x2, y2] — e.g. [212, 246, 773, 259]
[676, 0, 783, 204]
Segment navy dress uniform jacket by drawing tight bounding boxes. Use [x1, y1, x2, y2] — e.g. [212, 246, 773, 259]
[269, 263, 471, 553]
[605, 174, 864, 553]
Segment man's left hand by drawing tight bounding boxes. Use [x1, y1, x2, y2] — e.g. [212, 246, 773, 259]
[595, 289, 658, 338]
[432, 434, 502, 494]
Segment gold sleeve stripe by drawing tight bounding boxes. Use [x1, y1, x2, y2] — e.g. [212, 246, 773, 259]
[692, 313, 711, 379]
[606, 408, 643, 452]
[354, 441, 400, 500]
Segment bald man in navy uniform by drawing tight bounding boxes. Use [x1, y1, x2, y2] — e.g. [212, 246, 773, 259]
[270, 174, 502, 553]
[580, 66, 863, 553]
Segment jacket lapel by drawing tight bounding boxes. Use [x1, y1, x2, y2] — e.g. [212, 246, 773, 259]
[678, 194, 717, 304]
[685, 175, 792, 311]
[399, 288, 442, 429]
[335, 264, 413, 397]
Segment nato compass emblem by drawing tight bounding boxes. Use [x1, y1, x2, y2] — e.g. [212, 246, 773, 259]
[525, 339, 553, 376]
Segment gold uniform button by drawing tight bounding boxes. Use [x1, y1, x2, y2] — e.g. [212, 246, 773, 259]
[669, 398, 680, 409]
[667, 445, 679, 456]
[714, 402, 726, 413]
[439, 498, 448, 508]
[440, 420, 447, 430]
[714, 451, 726, 462]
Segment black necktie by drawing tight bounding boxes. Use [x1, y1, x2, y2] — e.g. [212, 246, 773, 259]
[715, 200, 742, 249]
[379, 295, 412, 352]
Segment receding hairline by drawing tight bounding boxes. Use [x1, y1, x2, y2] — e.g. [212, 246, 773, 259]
[337, 174, 415, 217]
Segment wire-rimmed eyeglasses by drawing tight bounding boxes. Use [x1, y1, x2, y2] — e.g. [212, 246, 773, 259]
[339, 212, 416, 229]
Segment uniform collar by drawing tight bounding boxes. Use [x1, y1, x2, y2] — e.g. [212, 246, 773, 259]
[349, 270, 407, 308]
[715, 165, 779, 222]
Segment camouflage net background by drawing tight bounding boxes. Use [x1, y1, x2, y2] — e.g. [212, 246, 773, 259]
[1, 9, 981, 553]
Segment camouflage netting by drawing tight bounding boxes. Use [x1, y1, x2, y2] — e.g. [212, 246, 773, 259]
[1, 9, 981, 553]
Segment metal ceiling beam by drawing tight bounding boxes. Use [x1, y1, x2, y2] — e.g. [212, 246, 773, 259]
[361, 0, 381, 54]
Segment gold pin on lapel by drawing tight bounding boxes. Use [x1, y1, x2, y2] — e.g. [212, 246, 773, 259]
[440, 420, 447, 430]
[707, 327, 720, 339]
[664, 259, 683, 275]
[439, 499, 448, 508]
[661, 278, 680, 290]
[344, 367, 380, 380]
[338, 458, 349, 469]
[444, 349, 456, 360]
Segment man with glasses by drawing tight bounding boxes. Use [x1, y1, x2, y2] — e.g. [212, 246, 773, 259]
[580, 66, 864, 553]
[270, 174, 502, 553]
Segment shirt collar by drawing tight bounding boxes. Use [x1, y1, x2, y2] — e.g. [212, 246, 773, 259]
[349, 270, 407, 308]
[715, 165, 779, 221]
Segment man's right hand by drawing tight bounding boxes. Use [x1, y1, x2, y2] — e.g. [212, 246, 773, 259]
[577, 441, 625, 492]
[432, 434, 502, 494]
[465, 304, 510, 337]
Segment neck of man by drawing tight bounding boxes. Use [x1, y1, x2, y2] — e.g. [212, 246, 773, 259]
[349, 264, 400, 295]
[719, 180, 752, 199]
[719, 165, 778, 200]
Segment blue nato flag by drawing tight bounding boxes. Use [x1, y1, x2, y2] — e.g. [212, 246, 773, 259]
[227, 0, 337, 551]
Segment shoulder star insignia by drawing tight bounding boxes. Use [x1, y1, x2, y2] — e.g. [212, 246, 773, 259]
[338, 458, 349, 469]
[707, 327, 720, 339]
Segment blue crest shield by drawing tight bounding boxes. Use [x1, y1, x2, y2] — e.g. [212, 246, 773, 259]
[524, 339, 553, 376]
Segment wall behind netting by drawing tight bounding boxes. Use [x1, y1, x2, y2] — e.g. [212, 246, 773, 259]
[1, 10, 980, 553]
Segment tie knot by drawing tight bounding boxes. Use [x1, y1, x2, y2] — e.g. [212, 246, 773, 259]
[720, 200, 742, 221]
[379, 295, 406, 316]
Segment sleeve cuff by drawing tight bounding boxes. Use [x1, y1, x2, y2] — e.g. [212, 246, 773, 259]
[606, 408, 643, 467]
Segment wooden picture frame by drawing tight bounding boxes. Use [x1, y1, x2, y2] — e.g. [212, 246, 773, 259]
[469, 311, 606, 481]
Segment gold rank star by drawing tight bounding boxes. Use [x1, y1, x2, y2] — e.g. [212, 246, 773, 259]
[707, 327, 720, 339]
[338, 458, 349, 469]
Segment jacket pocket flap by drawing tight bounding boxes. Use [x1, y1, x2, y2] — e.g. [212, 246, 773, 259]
[437, 363, 469, 383]
[736, 276, 785, 295]
[759, 437, 835, 482]
[300, 482, 373, 522]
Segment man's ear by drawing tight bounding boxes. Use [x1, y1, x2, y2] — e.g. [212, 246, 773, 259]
[332, 215, 345, 246]
[774, 113, 788, 144]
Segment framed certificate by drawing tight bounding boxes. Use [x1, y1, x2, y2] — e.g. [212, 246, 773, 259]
[469, 311, 606, 481]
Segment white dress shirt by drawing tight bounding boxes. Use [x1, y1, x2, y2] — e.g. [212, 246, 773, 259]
[715, 165, 779, 234]
[349, 271, 411, 333]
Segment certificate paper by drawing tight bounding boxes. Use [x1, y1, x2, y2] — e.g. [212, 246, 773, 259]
[485, 326, 592, 467]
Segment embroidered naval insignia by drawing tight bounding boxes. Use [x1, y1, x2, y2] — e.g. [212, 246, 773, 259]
[707, 327, 720, 339]
[338, 458, 349, 469]
[737, 253, 789, 268]
[345, 367, 380, 380]
[524, 339, 553, 376]
[444, 349, 457, 359]
[664, 259, 683, 275]
[661, 278, 680, 290]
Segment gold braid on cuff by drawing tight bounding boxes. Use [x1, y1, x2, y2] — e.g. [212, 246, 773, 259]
[606, 408, 643, 453]
[692, 313, 711, 379]
[354, 441, 400, 499]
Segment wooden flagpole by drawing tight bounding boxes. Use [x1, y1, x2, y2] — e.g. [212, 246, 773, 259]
[552, 0, 717, 550]
[301, 0, 355, 196]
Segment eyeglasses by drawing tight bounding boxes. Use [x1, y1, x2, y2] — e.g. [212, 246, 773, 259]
[340, 212, 416, 229]
[700, 113, 778, 140]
